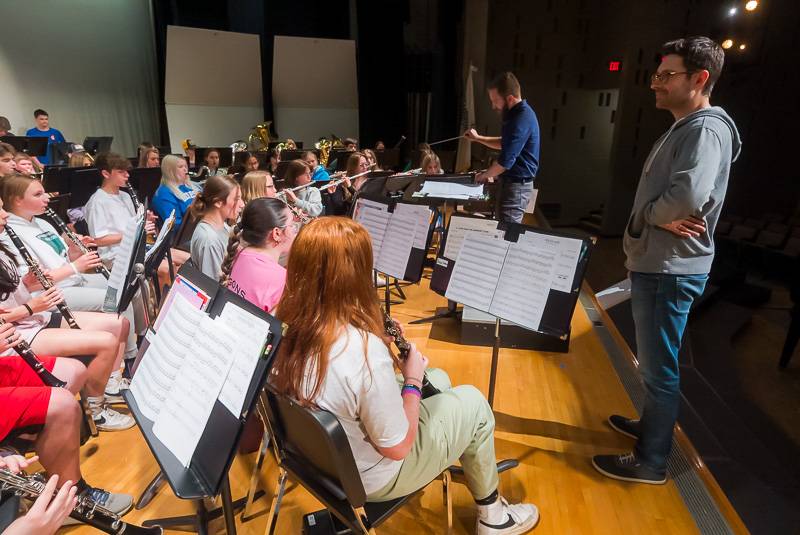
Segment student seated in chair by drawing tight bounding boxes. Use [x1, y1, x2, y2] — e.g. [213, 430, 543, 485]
[271, 217, 539, 535]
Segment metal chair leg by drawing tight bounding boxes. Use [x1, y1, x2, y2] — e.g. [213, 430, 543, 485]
[241, 427, 272, 521]
[442, 470, 453, 531]
[264, 468, 287, 535]
[352, 506, 377, 535]
[79, 389, 97, 437]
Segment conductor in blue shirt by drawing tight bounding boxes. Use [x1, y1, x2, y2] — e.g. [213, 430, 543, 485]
[25, 109, 65, 165]
[465, 72, 540, 223]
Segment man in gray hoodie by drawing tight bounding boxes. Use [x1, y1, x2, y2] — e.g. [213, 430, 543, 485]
[592, 36, 742, 484]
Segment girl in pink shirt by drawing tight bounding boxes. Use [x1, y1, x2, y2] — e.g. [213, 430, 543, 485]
[220, 198, 299, 312]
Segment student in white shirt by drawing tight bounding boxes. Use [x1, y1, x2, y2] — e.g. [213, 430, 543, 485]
[0, 173, 139, 363]
[271, 217, 539, 535]
[0, 196, 133, 431]
[189, 175, 244, 278]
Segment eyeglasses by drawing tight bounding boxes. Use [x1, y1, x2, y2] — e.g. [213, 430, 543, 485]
[650, 71, 695, 84]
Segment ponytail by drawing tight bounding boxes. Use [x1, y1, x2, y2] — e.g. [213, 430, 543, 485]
[219, 223, 244, 287]
[189, 175, 238, 219]
[218, 197, 290, 287]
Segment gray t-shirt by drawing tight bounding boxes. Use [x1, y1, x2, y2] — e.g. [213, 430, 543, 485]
[190, 221, 231, 279]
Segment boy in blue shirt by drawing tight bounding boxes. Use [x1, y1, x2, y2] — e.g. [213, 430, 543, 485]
[25, 109, 65, 165]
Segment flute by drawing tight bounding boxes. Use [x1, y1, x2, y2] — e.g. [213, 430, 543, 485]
[0, 317, 66, 388]
[276, 180, 316, 199]
[44, 208, 110, 279]
[323, 166, 376, 190]
[5, 227, 80, 330]
[0, 469, 163, 535]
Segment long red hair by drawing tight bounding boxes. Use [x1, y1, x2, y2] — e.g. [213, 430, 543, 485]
[272, 216, 385, 404]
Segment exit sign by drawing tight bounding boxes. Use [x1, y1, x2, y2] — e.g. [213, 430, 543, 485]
[608, 60, 622, 72]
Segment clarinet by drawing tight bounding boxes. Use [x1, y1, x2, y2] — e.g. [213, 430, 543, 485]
[43, 208, 110, 280]
[5, 227, 80, 330]
[123, 182, 142, 212]
[382, 312, 440, 398]
[0, 317, 66, 388]
[0, 469, 163, 535]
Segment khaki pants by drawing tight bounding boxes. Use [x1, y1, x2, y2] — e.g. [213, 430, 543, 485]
[368, 369, 499, 502]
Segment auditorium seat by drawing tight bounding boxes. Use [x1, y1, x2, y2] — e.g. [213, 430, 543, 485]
[715, 220, 732, 235]
[729, 224, 759, 241]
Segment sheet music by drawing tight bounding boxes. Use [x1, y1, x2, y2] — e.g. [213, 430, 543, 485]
[375, 207, 418, 279]
[416, 181, 484, 199]
[394, 203, 432, 250]
[153, 275, 211, 331]
[445, 233, 509, 311]
[103, 214, 143, 311]
[443, 216, 503, 261]
[353, 199, 391, 268]
[145, 209, 175, 262]
[549, 236, 583, 292]
[152, 315, 236, 467]
[489, 232, 557, 331]
[129, 294, 205, 420]
[217, 302, 270, 417]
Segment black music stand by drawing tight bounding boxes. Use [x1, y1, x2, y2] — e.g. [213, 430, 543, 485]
[278, 149, 309, 161]
[125, 264, 283, 535]
[376, 148, 400, 171]
[274, 160, 291, 180]
[49, 143, 72, 166]
[128, 167, 162, 204]
[58, 168, 103, 208]
[82, 136, 113, 155]
[0, 136, 48, 157]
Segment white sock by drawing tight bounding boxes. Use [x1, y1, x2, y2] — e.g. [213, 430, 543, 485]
[477, 497, 505, 524]
[87, 396, 105, 416]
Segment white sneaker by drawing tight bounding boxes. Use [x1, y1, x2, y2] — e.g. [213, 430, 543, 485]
[104, 375, 130, 405]
[93, 406, 135, 431]
[476, 497, 539, 535]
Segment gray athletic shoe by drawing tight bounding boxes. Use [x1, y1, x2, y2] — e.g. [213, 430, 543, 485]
[81, 486, 134, 517]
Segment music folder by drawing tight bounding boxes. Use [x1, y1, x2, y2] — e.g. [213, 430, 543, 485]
[432, 214, 593, 339]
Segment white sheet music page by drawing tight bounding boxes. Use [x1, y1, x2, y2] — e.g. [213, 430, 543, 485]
[129, 294, 205, 421]
[445, 232, 509, 312]
[375, 206, 418, 279]
[443, 216, 503, 261]
[153, 315, 236, 467]
[353, 198, 391, 268]
[145, 209, 175, 262]
[394, 202, 432, 250]
[217, 301, 271, 416]
[103, 215, 142, 311]
[489, 232, 557, 331]
[549, 236, 583, 292]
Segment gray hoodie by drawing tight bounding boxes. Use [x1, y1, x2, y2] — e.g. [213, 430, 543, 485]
[623, 106, 742, 275]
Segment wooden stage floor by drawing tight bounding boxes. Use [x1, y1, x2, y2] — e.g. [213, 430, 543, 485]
[66, 280, 718, 534]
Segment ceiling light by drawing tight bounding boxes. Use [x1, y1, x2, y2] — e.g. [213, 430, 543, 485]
[739, 43, 747, 50]
[745, 1, 758, 11]
[722, 39, 734, 49]
[728, 7, 738, 15]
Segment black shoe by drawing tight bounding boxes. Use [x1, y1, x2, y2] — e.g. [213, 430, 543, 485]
[591, 452, 666, 485]
[608, 415, 640, 439]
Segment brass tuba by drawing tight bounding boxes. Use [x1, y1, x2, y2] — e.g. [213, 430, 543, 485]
[314, 134, 344, 167]
[247, 122, 273, 152]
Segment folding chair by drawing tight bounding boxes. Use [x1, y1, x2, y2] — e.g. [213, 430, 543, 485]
[260, 385, 453, 534]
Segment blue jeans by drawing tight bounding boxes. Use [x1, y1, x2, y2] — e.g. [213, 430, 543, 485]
[630, 272, 708, 472]
[496, 179, 533, 224]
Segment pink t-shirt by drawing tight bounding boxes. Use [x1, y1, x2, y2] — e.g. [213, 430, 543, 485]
[228, 249, 287, 312]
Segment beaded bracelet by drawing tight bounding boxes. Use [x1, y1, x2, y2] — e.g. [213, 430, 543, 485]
[401, 385, 422, 399]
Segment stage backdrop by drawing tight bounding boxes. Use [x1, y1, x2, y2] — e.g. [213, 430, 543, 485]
[0, 0, 160, 157]
[164, 25, 263, 153]
[272, 35, 359, 145]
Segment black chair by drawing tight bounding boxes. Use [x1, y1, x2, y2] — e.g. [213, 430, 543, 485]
[259, 385, 453, 534]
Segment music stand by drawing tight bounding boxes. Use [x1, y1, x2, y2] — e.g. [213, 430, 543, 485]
[63, 168, 103, 208]
[278, 149, 307, 162]
[49, 142, 72, 166]
[125, 264, 283, 534]
[0, 136, 48, 157]
[128, 167, 162, 204]
[274, 160, 291, 180]
[82, 136, 113, 155]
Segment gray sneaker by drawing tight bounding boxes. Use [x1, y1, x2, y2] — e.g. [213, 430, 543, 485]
[81, 486, 134, 517]
[93, 406, 135, 431]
